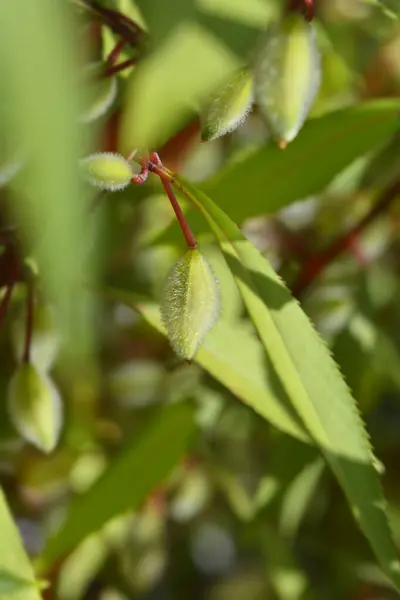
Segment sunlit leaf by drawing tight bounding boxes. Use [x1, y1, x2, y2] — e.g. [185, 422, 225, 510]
[103, 291, 307, 441]
[157, 101, 400, 242]
[173, 176, 400, 589]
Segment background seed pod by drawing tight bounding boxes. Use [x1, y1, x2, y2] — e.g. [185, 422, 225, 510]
[11, 304, 61, 373]
[254, 14, 321, 146]
[201, 68, 254, 142]
[7, 363, 63, 454]
[81, 152, 133, 191]
[160, 249, 220, 360]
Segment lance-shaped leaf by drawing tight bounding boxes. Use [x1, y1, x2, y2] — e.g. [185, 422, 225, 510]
[81, 152, 133, 191]
[254, 14, 321, 146]
[7, 363, 63, 454]
[0, 489, 42, 599]
[160, 248, 220, 360]
[201, 67, 253, 141]
[172, 175, 400, 590]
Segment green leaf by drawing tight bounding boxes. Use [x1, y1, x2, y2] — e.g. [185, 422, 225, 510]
[173, 176, 400, 589]
[279, 457, 324, 538]
[160, 101, 400, 239]
[39, 402, 195, 571]
[0, 490, 41, 600]
[0, 2, 92, 357]
[103, 292, 307, 442]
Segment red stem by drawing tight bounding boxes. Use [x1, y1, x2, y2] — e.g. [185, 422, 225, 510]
[291, 181, 400, 297]
[101, 57, 136, 78]
[0, 284, 15, 330]
[287, 0, 314, 21]
[150, 153, 197, 249]
[131, 152, 149, 184]
[106, 39, 126, 66]
[23, 283, 34, 363]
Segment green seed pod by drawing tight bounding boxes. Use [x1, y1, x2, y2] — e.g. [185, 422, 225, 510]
[7, 363, 63, 453]
[201, 68, 254, 142]
[11, 304, 61, 372]
[160, 249, 220, 360]
[80, 152, 132, 191]
[254, 14, 321, 146]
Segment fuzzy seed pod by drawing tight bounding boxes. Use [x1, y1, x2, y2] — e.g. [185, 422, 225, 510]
[254, 14, 321, 146]
[81, 152, 133, 191]
[201, 68, 254, 142]
[160, 249, 220, 360]
[7, 363, 63, 453]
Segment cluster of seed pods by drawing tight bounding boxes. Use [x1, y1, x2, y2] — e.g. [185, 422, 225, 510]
[200, 3, 321, 147]
[81, 1, 320, 363]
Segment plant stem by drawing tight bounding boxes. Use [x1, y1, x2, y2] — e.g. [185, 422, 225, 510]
[160, 177, 198, 250]
[101, 57, 136, 78]
[0, 284, 14, 330]
[23, 282, 34, 364]
[291, 180, 400, 297]
[287, 0, 314, 20]
[149, 153, 197, 249]
[106, 39, 126, 65]
[78, 0, 145, 49]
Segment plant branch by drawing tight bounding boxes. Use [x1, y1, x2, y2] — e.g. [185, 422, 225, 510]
[101, 57, 136, 79]
[0, 284, 15, 330]
[77, 0, 145, 50]
[291, 180, 400, 298]
[147, 153, 197, 249]
[287, 0, 315, 20]
[106, 39, 126, 66]
[23, 282, 34, 364]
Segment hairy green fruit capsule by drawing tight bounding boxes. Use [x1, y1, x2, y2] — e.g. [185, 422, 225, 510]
[7, 363, 63, 453]
[254, 14, 321, 146]
[201, 68, 254, 142]
[81, 152, 133, 191]
[160, 249, 220, 360]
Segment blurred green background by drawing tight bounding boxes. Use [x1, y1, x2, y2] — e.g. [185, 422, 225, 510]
[0, 0, 400, 599]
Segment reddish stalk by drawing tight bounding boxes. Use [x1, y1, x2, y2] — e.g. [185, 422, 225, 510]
[0, 283, 15, 330]
[106, 39, 126, 66]
[150, 153, 197, 249]
[131, 152, 149, 184]
[287, 0, 314, 21]
[79, 0, 144, 49]
[101, 57, 136, 78]
[291, 180, 400, 297]
[22, 282, 34, 364]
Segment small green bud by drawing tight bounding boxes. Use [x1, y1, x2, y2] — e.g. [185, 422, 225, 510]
[160, 249, 220, 360]
[11, 304, 61, 372]
[80, 62, 117, 124]
[81, 152, 133, 191]
[201, 68, 254, 142]
[7, 363, 63, 453]
[254, 14, 321, 146]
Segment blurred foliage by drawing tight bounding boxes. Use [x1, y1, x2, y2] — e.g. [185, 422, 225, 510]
[0, 1, 399, 599]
